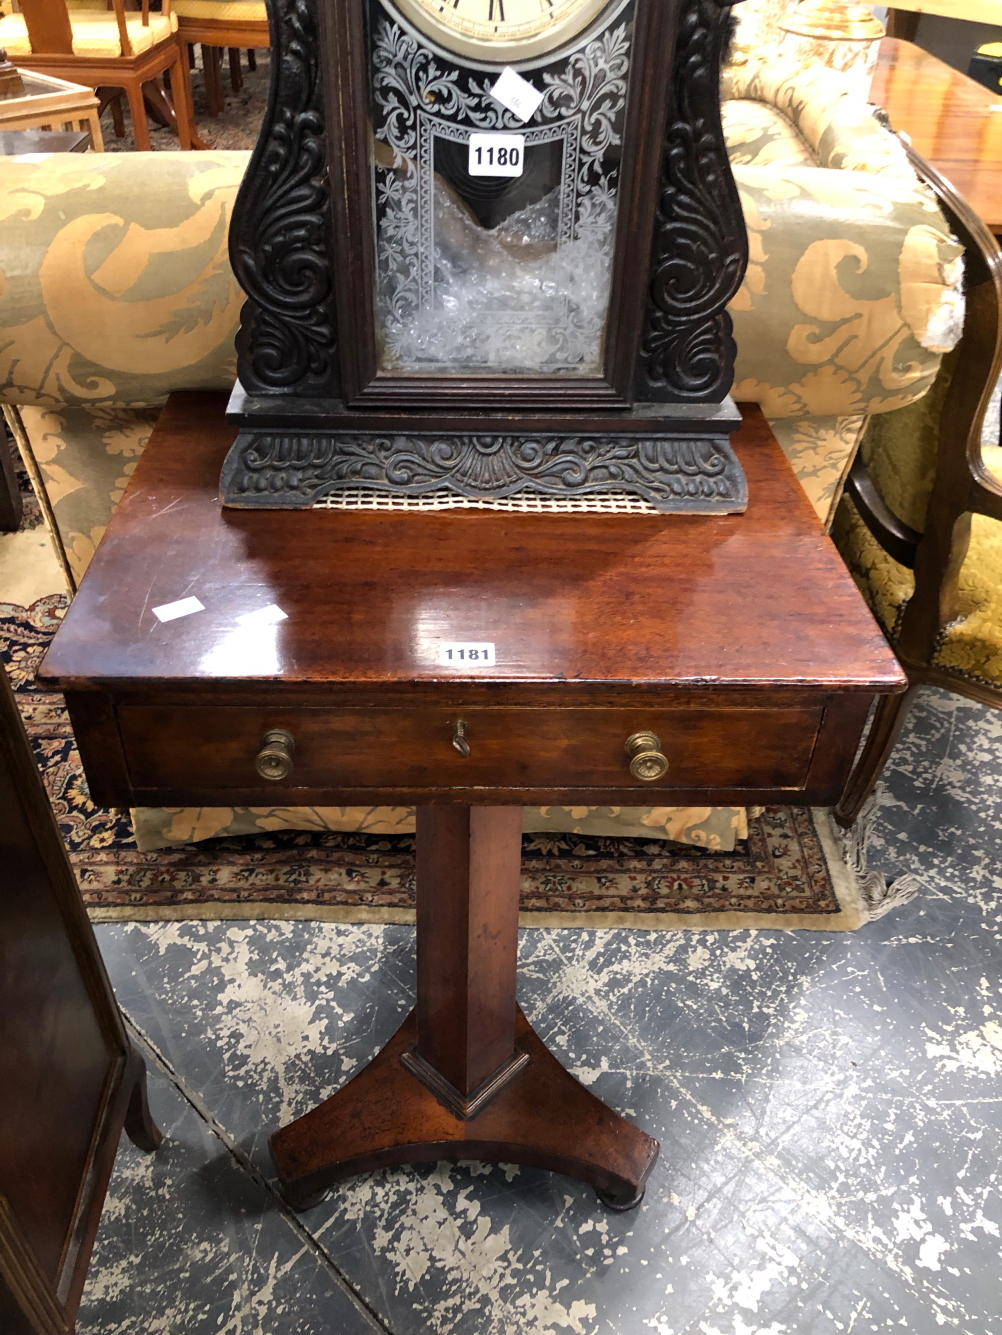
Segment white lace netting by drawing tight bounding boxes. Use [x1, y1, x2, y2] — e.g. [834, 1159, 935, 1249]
[313, 489, 660, 514]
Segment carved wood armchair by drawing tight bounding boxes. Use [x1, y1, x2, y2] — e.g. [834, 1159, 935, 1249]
[831, 145, 1002, 824]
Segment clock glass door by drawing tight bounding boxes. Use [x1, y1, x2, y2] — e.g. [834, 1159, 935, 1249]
[367, 0, 635, 378]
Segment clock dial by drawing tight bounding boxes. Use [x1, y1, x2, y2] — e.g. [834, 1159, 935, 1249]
[390, 0, 612, 61]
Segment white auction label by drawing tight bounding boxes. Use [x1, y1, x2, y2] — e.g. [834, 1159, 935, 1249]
[236, 603, 288, 627]
[491, 66, 544, 122]
[152, 595, 205, 623]
[468, 133, 524, 178]
[439, 642, 496, 667]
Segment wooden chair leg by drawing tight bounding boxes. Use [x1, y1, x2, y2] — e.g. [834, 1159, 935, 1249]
[247, 47, 256, 71]
[228, 46, 242, 92]
[109, 91, 126, 138]
[201, 43, 223, 116]
[169, 50, 195, 150]
[125, 78, 152, 150]
[143, 76, 174, 129]
[834, 684, 918, 827]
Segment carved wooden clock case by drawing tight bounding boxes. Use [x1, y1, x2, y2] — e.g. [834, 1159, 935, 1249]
[220, 0, 750, 511]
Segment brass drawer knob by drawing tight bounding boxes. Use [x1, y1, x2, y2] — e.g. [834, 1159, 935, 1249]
[257, 728, 295, 781]
[452, 720, 471, 758]
[625, 731, 668, 782]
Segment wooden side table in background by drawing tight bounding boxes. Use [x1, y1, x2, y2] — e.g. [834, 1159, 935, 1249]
[0, 66, 103, 149]
[871, 36, 1002, 235]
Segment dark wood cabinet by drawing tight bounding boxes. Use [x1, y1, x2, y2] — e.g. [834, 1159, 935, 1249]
[0, 664, 160, 1335]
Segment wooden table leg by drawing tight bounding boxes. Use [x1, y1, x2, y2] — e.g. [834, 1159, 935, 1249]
[269, 806, 659, 1212]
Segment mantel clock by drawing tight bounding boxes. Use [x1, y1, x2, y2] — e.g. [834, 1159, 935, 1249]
[221, 0, 749, 511]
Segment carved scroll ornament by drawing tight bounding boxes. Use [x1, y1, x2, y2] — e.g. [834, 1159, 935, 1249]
[636, 0, 748, 403]
[229, 0, 339, 397]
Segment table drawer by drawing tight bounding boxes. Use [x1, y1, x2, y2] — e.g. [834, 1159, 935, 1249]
[117, 705, 823, 792]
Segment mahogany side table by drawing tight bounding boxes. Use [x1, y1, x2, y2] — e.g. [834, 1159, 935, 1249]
[39, 393, 906, 1210]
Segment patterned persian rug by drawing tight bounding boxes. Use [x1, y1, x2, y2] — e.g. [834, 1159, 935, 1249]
[1, 593, 878, 930]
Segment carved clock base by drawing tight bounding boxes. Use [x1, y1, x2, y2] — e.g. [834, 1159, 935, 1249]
[219, 392, 747, 514]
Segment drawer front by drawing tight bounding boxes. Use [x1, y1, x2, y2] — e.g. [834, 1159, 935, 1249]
[117, 705, 822, 792]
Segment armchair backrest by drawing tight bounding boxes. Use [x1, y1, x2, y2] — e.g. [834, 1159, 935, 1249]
[18, 0, 164, 58]
[18, 0, 74, 53]
[842, 145, 1002, 667]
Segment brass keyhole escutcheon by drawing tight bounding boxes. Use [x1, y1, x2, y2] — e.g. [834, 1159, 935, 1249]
[452, 720, 471, 758]
[256, 728, 295, 781]
[625, 731, 669, 782]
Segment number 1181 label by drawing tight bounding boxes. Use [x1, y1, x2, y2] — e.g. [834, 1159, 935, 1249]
[439, 642, 496, 667]
[468, 133, 524, 178]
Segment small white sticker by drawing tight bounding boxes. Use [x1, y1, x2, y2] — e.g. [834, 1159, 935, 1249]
[152, 595, 205, 623]
[490, 66, 544, 123]
[468, 132, 525, 178]
[439, 642, 496, 667]
[236, 603, 288, 627]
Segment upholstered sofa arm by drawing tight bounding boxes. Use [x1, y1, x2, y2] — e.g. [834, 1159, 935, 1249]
[0, 146, 962, 422]
[729, 163, 964, 420]
[0, 151, 244, 408]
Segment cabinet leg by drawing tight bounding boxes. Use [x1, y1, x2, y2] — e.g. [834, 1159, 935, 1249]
[123, 1050, 163, 1153]
[269, 806, 658, 1211]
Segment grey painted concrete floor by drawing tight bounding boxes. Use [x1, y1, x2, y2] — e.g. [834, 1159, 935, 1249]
[78, 686, 1002, 1335]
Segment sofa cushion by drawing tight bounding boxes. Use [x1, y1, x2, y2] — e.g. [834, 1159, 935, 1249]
[0, 145, 960, 428]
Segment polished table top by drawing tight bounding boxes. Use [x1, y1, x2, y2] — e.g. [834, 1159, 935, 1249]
[40, 393, 901, 699]
[871, 37, 1002, 233]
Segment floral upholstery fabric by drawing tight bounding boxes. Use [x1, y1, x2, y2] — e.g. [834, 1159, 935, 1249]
[723, 56, 913, 179]
[131, 804, 751, 853]
[768, 414, 868, 527]
[0, 153, 241, 409]
[721, 98, 816, 171]
[0, 10, 179, 56]
[7, 404, 159, 585]
[728, 165, 962, 421]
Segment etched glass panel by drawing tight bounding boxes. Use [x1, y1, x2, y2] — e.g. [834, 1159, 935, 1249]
[368, 1, 634, 376]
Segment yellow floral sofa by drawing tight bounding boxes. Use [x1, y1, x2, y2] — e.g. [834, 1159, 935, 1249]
[0, 58, 965, 851]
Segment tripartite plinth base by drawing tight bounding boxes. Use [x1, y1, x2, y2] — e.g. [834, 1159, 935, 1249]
[269, 805, 659, 1212]
[270, 1006, 659, 1212]
[220, 388, 746, 514]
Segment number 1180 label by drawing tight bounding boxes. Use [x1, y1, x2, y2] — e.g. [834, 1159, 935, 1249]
[468, 133, 524, 178]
